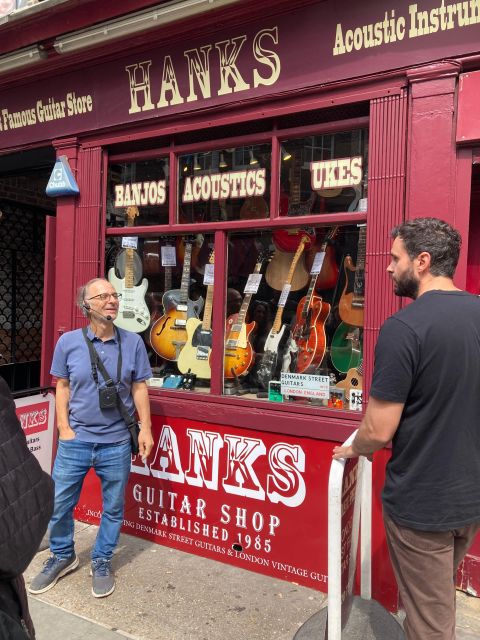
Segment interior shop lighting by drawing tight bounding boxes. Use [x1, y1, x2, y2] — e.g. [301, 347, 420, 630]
[282, 147, 292, 161]
[249, 149, 258, 166]
[53, 0, 241, 54]
[193, 154, 201, 171]
[219, 152, 227, 169]
[0, 45, 44, 74]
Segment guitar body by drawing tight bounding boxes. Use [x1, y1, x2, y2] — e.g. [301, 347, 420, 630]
[224, 314, 256, 379]
[265, 250, 309, 292]
[177, 318, 212, 379]
[150, 291, 204, 361]
[108, 269, 151, 332]
[256, 325, 287, 388]
[240, 196, 268, 220]
[305, 244, 339, 291]
[292, 296, 330, 373]
[336, 367, 363, 395]
[338, 256, 364, 327]
[330, 322, 363, 374]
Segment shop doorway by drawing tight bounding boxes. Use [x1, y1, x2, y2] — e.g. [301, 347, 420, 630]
[0, 147, 56, 393]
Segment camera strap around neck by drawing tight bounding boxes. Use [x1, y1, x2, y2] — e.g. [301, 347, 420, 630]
[81, 327, 136, 427]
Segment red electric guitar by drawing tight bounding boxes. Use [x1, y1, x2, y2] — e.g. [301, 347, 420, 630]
[292, 228, 338, 373]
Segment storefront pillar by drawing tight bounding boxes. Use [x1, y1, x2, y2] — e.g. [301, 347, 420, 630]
[405, 63, 459, 223]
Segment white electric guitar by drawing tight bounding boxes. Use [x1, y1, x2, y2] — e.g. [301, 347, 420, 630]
[257, 237, 308, 388]
[108, 206, 150, 332]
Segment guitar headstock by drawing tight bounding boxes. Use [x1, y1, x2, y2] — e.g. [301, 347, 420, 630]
[257, 249, 274, 267]
[125, 206, 139, 227]
[209, 249, 215, 264]
[161, 235, 176, 245]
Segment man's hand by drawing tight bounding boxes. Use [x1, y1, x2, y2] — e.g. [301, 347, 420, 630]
[138, 427, 154, 459]
[58, 425, 76, 441]
[332, 444, 357, 460]
[332, 444, 373, 461]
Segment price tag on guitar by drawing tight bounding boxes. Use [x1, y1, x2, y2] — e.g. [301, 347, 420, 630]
[244, 273, 262, 294]
[122, 236, 138, 249]
[161, 245, 177, 267]
[203, 263, 214, 285]
[310, 251, 326, 275]
[278, 283, 291, 307]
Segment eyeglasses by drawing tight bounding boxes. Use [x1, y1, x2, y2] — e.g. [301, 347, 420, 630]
[87, 292, 122, 301]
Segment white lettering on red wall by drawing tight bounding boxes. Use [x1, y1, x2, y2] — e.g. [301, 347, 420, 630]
[125, 27, 281, 115]
[132, 424, 306, 507]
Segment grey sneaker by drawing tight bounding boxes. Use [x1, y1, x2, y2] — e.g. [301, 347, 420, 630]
[91, 559, 115, 598]
[29, 554, 79, 594]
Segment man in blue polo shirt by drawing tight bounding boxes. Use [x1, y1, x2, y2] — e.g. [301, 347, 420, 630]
[29, 277, 153, 598]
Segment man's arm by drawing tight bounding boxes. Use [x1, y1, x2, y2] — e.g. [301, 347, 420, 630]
[55, 377, 76, 440]
[332, 396, 404, 460]
[131, 380, 154, 458]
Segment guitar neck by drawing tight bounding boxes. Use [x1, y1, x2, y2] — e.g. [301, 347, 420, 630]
[230, 262, 262, 332]
[124, 249, 135, 289]
[272, 240, 306, 333]
[179, 244, 192, 303]
[352, 225, 366, 307]
[202, 284, 214, 331]
[164, 265, 172, 294]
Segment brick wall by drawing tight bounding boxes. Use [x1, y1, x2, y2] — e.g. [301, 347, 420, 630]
[0, 174, 55, 211]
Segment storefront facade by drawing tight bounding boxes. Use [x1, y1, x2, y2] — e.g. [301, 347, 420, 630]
[1, 0, 479, 611]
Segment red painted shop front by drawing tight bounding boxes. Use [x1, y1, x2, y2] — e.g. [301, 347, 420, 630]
[1, 0, 480, 613]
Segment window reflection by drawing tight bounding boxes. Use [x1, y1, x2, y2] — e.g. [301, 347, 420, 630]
[280, 129, 368, 216]
[107, 158, 169, 227]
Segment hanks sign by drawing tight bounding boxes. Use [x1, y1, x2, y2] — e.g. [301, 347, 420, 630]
[77, 415, 331, 590]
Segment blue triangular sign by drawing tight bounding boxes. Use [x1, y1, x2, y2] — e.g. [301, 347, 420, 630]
[46, 156, 80, 197]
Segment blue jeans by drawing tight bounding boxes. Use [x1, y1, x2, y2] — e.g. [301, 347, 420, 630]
[49, 438, 131, 561]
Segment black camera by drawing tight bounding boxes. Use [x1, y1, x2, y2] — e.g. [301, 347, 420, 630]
[99, 386, 118, 409]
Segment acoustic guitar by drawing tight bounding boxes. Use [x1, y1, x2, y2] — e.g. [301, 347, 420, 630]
[108, 206, 151, 332]
[240, 196, 268, 220]
[305, 227, 339, 291]
[338, 224, 366, 327]
[224, 252, 269, 379]
[292, 228, 338, 373]
[336, 360, 363, 396]
[257, 238, 309, 388]
[330, 323, 362, 374]
[150, 240, 204, 361]
[177, 251, 215, 379]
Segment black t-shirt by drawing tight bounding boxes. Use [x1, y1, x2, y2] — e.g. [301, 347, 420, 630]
[370, 290, 480, 531]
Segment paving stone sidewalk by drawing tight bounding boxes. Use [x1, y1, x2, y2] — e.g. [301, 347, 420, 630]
[25, 523, 480, 640]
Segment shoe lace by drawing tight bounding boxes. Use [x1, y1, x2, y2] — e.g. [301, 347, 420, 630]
[93, 559, 111, 577]
[42, 555, 60, 573]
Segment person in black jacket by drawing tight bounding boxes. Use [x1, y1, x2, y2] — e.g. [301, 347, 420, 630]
[0, 376, 54, 639]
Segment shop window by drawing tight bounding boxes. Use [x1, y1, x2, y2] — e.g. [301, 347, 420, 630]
[177, 144, 270, 223]
[106, 158, 169, 227]
[105, 232, 214, 393]
[223, 224, 365, 411]
[279, 129, 368, 216]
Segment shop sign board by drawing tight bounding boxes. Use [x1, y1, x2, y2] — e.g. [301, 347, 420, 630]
[1, 0, 480, 149]
[76, 414, 331, 591]
[14, 392, 56, 473]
